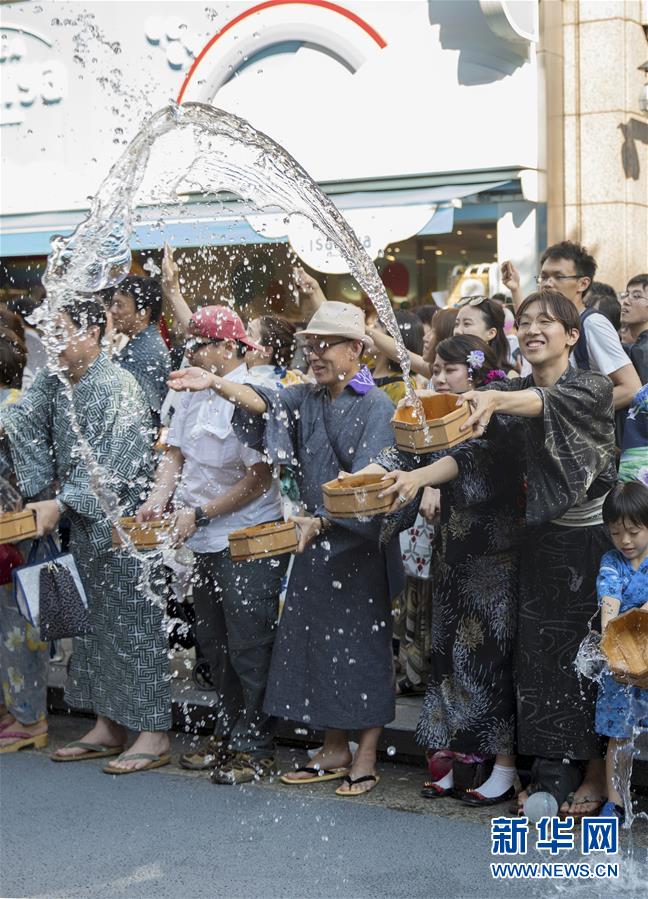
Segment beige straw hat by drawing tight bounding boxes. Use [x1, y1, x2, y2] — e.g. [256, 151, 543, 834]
[295, 301, 374, 349]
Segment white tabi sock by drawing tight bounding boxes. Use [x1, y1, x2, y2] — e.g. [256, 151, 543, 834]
[431, 770, 454, 790]
[473, 764, 516, 798]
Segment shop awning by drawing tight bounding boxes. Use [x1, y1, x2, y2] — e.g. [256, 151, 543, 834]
[0, 178, 515, 258]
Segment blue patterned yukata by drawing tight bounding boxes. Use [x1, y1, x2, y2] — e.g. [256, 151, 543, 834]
[595, 550, 648, 739]
[0, 355, 171, 731]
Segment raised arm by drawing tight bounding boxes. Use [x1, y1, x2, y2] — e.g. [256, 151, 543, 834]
[167, 368, 268, 415]
[500, 261, 524, 310]
[161, 243, 193, 341]
[367, 327, 432, 379]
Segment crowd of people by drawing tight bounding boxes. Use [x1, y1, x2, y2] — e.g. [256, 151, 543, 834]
[0, 240, 646, 820]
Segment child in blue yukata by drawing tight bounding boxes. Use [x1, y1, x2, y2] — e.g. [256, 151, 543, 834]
[596, 481, 648, 822]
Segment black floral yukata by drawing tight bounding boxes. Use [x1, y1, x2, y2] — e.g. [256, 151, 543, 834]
[378, 412, 525, 757]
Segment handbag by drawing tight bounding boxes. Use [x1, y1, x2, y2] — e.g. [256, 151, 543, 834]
[399, 513, 437, 579]
[12, 536, 90, 638]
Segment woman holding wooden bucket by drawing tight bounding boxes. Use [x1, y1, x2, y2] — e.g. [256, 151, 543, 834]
[380, 291, 617, 817]
[355, 335, 522, 805]
[168, 302, 400, 797]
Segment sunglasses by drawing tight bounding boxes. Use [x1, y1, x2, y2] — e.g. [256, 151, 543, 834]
[184, 337, 223, 351]
[456, 295, 488, 308]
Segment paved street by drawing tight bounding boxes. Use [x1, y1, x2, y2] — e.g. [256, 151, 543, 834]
[1, 715, 647, 899]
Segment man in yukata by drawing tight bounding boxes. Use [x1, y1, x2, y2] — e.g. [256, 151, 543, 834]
[0, 298, 172, 774]
[168, 301, 402, 797]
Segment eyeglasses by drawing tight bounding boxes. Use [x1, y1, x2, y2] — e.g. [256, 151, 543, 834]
[184, 337, 222, 352]
[300, 337, 351, 357]
[535, 273, 581, 285]
[618, 291, 648, 303]
[456, 295, 488, 308]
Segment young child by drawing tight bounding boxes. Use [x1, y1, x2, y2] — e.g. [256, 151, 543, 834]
[596, 481, 648, 821]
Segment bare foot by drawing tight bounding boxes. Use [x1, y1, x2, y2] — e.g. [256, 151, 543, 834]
[559, 780, 606, 817]
[53, 720, 126, 759]
[336, 753, 378, 795]
[282, 746, 353, 782]
[106, 731, 170, 772]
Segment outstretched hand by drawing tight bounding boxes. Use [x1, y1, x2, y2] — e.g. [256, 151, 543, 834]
[168, 367, 216, 393]
[291, 515, 322, 553]
[377, 471, 422, 514]
[460, 390, 498, 437]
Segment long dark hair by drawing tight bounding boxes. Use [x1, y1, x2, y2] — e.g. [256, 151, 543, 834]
[436, 335, 499, 387]
[258, 315, 296, 368]
[423, 307, 458, 363]
[459, 298, 511, 370]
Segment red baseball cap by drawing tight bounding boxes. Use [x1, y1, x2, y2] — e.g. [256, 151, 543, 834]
[187, 305, 262, 350]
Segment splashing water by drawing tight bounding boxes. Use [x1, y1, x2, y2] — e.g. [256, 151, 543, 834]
[41, 102, 419, 410]
[34, 100, 424, 649]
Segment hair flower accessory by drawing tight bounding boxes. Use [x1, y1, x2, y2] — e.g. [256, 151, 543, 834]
[485, 369, 508, 384]
[466, 349, 485, 378]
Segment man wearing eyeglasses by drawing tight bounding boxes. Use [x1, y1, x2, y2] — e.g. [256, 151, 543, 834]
[167, 301, 401, 797]
[620, 274, 648, 384]
[502, 241, 640, 410]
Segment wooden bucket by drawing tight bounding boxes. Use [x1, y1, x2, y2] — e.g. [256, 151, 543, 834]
[0, 509, 37, 543]
[228, 520, 298, 561]
[600, 608, 648, 688]
[391, 393, 471, 454]
[321, 473, 397, 519]
[112, 516, 169, 550]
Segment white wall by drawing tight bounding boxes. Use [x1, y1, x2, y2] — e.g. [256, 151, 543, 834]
[1, 0, 540, 218]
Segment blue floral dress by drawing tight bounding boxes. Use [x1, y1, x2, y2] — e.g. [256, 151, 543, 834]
[595, 550, 648, 739]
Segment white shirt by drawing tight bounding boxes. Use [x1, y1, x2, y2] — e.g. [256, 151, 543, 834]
[167, 363, 282, 553]
[571, 314, 631, 376]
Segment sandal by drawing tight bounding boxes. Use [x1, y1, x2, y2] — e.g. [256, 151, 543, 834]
[561, 792, 606, 820]
[335, 774, 380, 796]
[421, 781, 453, 799]
[103, 752, 171, 775]
[51, 741, 125, 762]
[0, 731, 48, 753]
[280, 765, 350, 785]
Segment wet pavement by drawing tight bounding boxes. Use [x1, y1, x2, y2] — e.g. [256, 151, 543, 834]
[1, 713, 647, 899]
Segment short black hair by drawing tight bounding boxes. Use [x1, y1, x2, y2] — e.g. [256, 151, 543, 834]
[7, 294, 43, 325]
[602, 481, 648, 529]
[515, 289, 581, 334]
[115, 275, 162, 323]
[414, 305, 437, 327]
[586, 283, 621, 331]
[61, 299, 107, 342]
[388, 310, 424, 372]
[540, 241, 597, 296]
[627, 273, 648, 292]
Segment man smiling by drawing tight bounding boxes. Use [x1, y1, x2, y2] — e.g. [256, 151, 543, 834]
[168, 301, 402, 796]
[502, 241, 640, 410]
